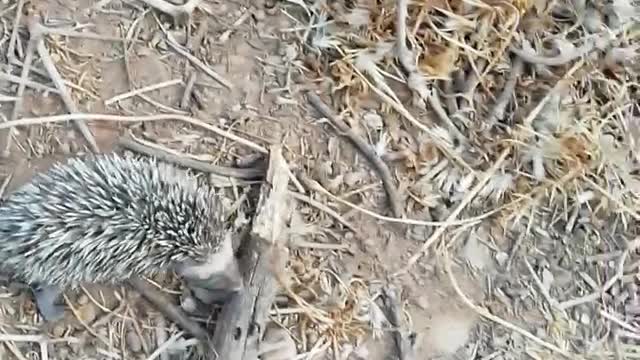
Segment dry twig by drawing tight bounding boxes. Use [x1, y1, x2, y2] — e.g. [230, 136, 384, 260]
[130, 278, 210, 344]
[118, 136, 264, 180]
[382, 286, 415, 360]
[0, 112, 267, 154]
[486, 56, 524, 127]
[307, 92, 403, 218]
[395, 148, 511, 276]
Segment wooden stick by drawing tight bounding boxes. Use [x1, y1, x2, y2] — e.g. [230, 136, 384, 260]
[117, 136, 264, 180]
[382, 285, 415, 360]
[212, 145, 291, 359]
[307, 92, 403, 218]
[26, 17, 99, 153]
[129, 278, 210, 344]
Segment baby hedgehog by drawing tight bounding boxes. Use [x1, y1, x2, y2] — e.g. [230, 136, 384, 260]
[0, 153, 242, 321]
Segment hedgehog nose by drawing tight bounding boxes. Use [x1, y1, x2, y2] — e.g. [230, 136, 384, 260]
[184, 261, 244, 304]
[223, 260, 243, 291]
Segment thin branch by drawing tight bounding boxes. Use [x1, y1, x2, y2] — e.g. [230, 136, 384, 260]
[307, 92, 403, 218]
[486, 56, 524, 127]
[130, 278, 210, 343]
[118, 136, 264, 180]
[0, 112, 268, 154]
[395, 148, 511, 276]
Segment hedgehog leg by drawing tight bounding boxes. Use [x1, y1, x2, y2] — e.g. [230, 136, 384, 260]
[31, 284, 65, 321]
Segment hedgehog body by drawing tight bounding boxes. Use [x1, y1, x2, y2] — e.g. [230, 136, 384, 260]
[0, 153, 235, 292]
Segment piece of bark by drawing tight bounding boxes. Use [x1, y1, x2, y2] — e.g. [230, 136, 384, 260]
[383, 285, 416, 360]
[212, 145, 291, 359]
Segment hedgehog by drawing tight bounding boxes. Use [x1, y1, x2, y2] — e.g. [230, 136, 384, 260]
[0, 153, 242, 321]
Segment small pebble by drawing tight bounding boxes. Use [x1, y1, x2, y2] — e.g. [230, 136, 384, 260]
[254, 9, 266, 21]
[181, 295, 198, 313]
[77, 294, 89, 306]
[77, 303, 98, 324]
[126, 330, 143, 353]
[56, 346, 71, 360]
[52, 323, 66, 337]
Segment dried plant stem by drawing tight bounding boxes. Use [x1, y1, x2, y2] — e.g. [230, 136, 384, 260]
[510, 34, 610, 66]
[140, 0, 202, 18]
[105, 78, 183, 105]
[428, 91, 466, 141]
[165, 34, 232, 89]
[0, 113, 267, 154]
[395, 148, 511, 276]
[0, 335, 79, 343]
[6, 0, 25, 62]
[34, 35, 99, 153]
[118, 136, 264, 179]
[180, 72, 198, 109]
[382, 285, 415, 360]
[130, 278, 210, 343]
[351, 64, 471, 172]
[307, 92, 403, 217]
[395, 0, 429, 101]
[3, 36, 37, 156]
[520, 60, 585, 130]
[0, 73, 60, 94]
[145, 331, 184, 360]
[289, 191, 359, 234]
[299, 173, 497, 227]
[442, 252, 574, 358]
[486, 57, 523, 127]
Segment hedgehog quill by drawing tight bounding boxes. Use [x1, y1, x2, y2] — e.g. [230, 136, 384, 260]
[0, 153, 243, 321]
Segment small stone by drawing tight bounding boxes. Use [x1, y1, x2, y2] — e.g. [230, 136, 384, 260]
[580, 311, 591, 325]
[77, 294, 89, 305]
[126, 330, 143, 353]
[363, 112, 383, 130]
[494, 251, 509, 267]
[413, 295, 430, 310]
[52, 323, 66, 337]
[181, 295, 198, 313]
[77, 303, 98, 324]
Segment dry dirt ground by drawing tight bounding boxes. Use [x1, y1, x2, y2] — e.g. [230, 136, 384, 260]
[0, 1, 488, 359]
[0, 0, 638, 359]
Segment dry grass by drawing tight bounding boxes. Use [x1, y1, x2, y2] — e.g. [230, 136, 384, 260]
[0, 0, 639, 359]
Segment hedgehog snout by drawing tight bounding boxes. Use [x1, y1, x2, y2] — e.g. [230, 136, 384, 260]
[175, 234, 243, 290]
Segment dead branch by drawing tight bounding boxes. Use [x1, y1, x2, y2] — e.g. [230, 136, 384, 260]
[394, 0, 430, 103]
[3, 32, 38, 157]
[486, 57, 523, 128]
[165, 33, 232, 89]
[307, 92, 403, 218]
[180, 71, 198, 109]
[34, 35, 99, 153]
[212, 145, 291, 359]
[382, 285, 416, 360]
[509, 34, 612, 66]
[10, 16, 100, 154]
[0, 112, 268, 154]
[117, 136, 265, 180]
[129, 278, 210, 344]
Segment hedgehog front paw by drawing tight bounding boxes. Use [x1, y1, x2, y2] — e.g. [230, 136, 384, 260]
[31, 285, 65, 321]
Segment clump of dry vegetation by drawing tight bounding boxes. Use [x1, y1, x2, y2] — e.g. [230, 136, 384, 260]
[279, 0, 640, 358]
[0, 0, 638, 359]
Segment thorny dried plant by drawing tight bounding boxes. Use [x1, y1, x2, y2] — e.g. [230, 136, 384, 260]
[284, 0, 640, 357]
[273, 252, 380, 356]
